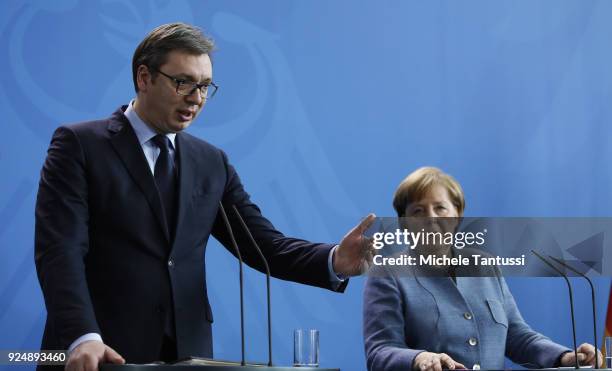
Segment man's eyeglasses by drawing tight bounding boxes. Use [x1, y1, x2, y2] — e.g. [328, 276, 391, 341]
[152, 68, 219, 99]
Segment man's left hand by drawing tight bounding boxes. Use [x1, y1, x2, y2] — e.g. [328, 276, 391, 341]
[333, 214, 377, 277]
[560, 343, 604, 368]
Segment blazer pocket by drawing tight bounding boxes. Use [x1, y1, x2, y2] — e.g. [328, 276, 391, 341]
[190, 191, 217, 220]
[486, 299, 508, 328]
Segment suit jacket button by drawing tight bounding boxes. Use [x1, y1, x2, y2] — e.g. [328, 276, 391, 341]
[168, 259, 174, 267]
[468, 337, 478, 346]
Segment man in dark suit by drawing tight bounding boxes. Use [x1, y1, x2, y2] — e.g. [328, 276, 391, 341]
[35, 23, 375, 371]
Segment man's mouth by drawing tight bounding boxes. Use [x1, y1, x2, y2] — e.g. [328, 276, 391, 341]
[177, 109, 195, 122]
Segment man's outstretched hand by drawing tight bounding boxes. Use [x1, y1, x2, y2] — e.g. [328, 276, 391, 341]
[333, 214, 377, 277]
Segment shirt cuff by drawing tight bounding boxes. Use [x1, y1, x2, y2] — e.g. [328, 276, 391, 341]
[68, 333, 103, 354]
[328, 245, 347, 285]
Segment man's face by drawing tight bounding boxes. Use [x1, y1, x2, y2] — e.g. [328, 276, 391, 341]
[136, 50, 212, 133]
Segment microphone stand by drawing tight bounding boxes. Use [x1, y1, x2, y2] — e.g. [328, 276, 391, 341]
[531, 250, 579, 369]
[232, 205, 273, 367]
[548, 255, 599, 369]
[218, 202, 246, 366]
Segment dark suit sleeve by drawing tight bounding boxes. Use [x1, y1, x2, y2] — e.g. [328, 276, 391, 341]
[501, 276, 570, 367]
[35, 126, 100, 348]
[211, 150, 346, 292]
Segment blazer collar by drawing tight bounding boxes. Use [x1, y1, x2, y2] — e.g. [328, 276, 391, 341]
[173, 133, 196, 246]
[107, 106, 172, 245]
[107, 106, 201, 252]
[124, 101, 177, 149]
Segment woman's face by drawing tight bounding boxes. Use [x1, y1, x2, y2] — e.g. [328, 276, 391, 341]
[404, 184, 460, 219]
[403, 184, 460, 244]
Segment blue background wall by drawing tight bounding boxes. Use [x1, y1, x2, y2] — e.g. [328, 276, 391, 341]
[1, 1, 611, 370]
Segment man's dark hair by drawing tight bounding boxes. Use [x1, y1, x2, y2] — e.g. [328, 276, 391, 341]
[132, 22, 215, 93]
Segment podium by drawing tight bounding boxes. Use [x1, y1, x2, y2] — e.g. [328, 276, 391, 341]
[101, 365, 339, 371]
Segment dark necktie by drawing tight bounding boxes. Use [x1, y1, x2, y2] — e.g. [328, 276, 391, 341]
[152, 134, 177, 239]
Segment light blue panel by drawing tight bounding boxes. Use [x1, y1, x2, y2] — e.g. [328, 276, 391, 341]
[1, 1, 611, 370]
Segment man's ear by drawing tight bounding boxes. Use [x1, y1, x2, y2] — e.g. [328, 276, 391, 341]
[136, 65, 151, 92]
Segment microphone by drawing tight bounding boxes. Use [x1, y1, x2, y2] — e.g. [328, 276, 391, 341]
[531, 250, 579, 369]
[548, 255, 599, 369]
[218, 202, 246, 366]
[231, 205, 273, 367]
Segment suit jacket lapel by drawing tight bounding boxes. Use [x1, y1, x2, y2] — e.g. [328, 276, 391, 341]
[172, 133, 196, 252]
[108, 109, 171, 243]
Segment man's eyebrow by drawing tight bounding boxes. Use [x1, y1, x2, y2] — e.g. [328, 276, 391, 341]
[175, 73, 212, 84]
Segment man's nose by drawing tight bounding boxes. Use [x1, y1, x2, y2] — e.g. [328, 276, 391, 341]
[185, 88, 204, 105]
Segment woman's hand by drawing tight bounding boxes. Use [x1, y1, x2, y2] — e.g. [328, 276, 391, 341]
[560, 343, 604, 367]
[413, 352, 466, 371]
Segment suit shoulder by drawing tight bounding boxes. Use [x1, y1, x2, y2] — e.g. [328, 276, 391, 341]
[46, 119, 111, 154]
[179, 131, 219, 150]
[179, 132, 227, 160]
[62, 118, 112, 137]
[54, 108, 130, 146]
[59, 107, 126, 136]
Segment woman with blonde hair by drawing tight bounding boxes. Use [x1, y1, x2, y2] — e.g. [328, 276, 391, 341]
[363, 167, 601, 371]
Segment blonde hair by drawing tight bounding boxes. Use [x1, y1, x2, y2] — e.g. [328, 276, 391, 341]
[393, 167, 465, 217]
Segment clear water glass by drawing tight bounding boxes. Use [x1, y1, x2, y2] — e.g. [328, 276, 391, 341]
[294, 329, 319, 367]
